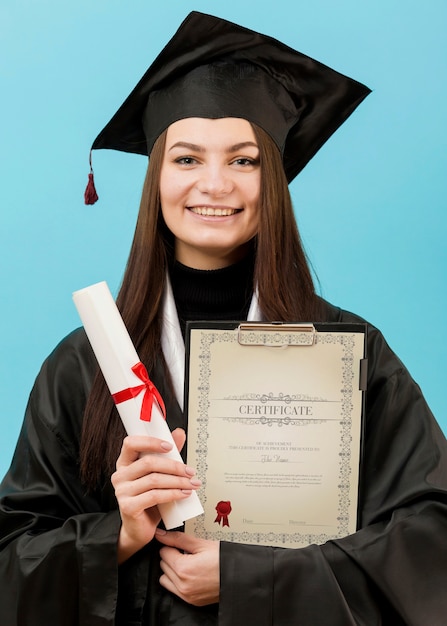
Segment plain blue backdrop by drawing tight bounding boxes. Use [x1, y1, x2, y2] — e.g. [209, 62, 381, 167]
[1, 0, 446, 478]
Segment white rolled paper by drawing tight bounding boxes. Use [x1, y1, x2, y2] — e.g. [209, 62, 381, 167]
[73, 280, 203, 529]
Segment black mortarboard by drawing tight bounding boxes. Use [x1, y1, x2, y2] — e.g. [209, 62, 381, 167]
[85, 11, 371, 203]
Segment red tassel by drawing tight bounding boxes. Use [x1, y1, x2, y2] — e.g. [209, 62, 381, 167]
[84, 150, 98, 205]
[84, 172, 98, 205]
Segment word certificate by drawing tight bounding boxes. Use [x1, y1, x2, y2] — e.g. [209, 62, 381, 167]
[185, 322, 366, 548]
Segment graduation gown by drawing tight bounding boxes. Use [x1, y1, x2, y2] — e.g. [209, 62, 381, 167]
[1, 298, 447, 625]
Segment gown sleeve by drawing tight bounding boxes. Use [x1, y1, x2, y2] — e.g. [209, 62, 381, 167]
[218, 320, 447, 625]
[0, 330, 121, 626]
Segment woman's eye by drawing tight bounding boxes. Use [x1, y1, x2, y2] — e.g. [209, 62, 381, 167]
[232, 157, 258, 167]
[175, 156, 197, 165]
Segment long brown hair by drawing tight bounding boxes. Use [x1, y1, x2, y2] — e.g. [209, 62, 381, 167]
[80, 123, 320, 488]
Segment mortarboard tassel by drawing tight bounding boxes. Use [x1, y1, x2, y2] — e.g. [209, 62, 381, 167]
[84, 151, 99, 205]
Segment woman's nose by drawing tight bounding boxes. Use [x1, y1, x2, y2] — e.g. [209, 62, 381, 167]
[196, 165, 233, 196]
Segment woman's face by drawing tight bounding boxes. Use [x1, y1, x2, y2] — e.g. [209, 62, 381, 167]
[159, 117, 261, 269]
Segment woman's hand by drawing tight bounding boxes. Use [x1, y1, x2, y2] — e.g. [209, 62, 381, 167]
[111, 428, 201, 564]
[156, 529, 220, 606]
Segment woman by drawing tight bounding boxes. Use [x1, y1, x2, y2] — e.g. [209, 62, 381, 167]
[1, 11, 446, 625]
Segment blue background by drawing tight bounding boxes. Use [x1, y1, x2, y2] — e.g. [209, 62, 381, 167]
[1, 1, 446, 478]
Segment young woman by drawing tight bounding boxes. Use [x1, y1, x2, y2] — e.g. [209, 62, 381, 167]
[1, 12, 446, 625]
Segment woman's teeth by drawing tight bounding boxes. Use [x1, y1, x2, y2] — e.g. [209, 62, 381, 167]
[189, 207, 238, 216]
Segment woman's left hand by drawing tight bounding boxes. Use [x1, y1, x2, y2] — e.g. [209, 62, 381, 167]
[156, 529, 220, 606]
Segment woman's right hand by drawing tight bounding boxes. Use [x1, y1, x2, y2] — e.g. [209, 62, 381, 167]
[111, 428, 200, 564]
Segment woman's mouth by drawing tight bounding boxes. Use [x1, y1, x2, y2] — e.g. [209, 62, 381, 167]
[188, 206, 241, 216]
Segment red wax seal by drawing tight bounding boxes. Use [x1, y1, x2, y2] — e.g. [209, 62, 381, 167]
[214, 501, 232, 527]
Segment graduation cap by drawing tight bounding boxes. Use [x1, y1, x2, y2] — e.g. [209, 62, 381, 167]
[84, 11, 371, 204]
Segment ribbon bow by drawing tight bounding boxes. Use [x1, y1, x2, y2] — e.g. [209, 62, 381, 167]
[112, 362, 166, 422]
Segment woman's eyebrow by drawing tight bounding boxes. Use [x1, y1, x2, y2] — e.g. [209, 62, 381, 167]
[168, 141, 204, 152]
[227, 141, 259, 152]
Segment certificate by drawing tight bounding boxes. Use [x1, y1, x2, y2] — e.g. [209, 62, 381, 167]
[73, 281, 203, 529]
[184, 322, 366, 548]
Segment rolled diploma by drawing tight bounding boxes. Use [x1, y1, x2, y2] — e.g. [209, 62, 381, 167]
[73, 280, 203, 529]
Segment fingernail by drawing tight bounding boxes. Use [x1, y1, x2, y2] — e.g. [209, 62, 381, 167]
[155, 528, 167, 536]
[190, 478, 202, 487]
[160, 441, 173, 451]
[181, 489, 193, 495]
[184, 466, 196, 477]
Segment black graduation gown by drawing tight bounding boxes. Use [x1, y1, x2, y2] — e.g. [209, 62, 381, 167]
[1, 298, 447, 625]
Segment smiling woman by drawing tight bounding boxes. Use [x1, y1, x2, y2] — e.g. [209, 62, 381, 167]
[159, 118, 261, 270]
[0, 10, 446, 626]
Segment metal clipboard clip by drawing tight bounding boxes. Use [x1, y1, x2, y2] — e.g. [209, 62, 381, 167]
[237, 323, 316, 347]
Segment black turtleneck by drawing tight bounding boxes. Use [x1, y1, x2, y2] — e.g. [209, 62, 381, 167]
[169, 253, 255, 337]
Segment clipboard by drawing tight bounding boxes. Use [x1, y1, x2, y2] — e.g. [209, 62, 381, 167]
[184, 321, 367, 548]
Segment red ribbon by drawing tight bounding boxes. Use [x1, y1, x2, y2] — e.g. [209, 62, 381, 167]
[112, 362, 166, 422]
[214, 501, 232, 527]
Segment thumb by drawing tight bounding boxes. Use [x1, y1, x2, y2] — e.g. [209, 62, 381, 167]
[171, 428, 186, 453]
